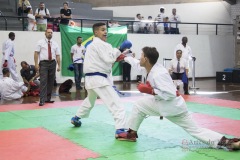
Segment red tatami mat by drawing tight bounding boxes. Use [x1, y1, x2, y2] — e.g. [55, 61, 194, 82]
[0, 128, 99, 160]
[0, 96, 143, 112]
[192, 113, 240, 137]
[183, 95, 240, 109]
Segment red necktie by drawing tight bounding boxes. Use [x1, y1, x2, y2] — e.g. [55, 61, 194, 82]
[48, 41, 52, 60]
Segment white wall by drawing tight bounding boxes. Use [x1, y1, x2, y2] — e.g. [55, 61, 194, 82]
[95, 1, 231, 23]
[128, 34, 234, 80]
[0, 31, 234, 83]
[95, 1, 233, 35]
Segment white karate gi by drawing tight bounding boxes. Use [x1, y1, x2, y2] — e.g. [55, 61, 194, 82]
[0, 77, 27, 100]
[1, 39, 19, 81]
[75, 37, 127, 129]
[124, 57, 223, 148]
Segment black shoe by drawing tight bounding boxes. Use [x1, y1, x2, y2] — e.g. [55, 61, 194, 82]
[45, 100, 55, 103]
[39, 102, 44, 106]
[184, 92, 190, 95]
[76, 86, 82, 90]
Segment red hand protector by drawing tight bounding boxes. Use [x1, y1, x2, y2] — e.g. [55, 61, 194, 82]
[3, 62, 8, 68]
[176, 90, 180, 97]
[29, 81, 37, 87]
[137, 81, 154, 95]
[116, 54, 126, 62]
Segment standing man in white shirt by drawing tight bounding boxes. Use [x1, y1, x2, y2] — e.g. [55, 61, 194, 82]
[155, 7, 166, 34]
[1, 32, 19, 82]
[71, 22, 130, 139]
[169, 50, 189, 95]
[70, 36, 85, 90]
[174, 37, 192, 94]
[169, 8, 181, 34]
[34, 29, 61, 106]
[35, 2, 50, 32]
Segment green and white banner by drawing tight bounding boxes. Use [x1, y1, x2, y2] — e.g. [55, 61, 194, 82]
[60, 24, 127, 77]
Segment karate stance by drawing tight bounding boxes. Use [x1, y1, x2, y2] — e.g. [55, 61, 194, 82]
[71, 22, 129, 138]
[116, 47, 240, 151]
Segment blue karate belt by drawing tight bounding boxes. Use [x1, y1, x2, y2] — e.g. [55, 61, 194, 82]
[113, 86, 124, 95]
[85, 72, 124, 95]
[85, 72, 107, 78]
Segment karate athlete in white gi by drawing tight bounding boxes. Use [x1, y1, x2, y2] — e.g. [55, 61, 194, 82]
[0, 32, 19, 81]
[116, 47, 240, 151]
[71, 22, 130, 139]
[0, 68, 27, 100]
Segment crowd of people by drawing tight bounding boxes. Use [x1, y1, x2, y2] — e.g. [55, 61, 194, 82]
[0, 30, 60, 105]
[18, 0, 72, 31]
[134, 7, 181, 34]
[17, 0, 182, 34]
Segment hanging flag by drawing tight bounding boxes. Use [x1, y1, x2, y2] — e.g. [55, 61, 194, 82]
[60, 24, 128, 77]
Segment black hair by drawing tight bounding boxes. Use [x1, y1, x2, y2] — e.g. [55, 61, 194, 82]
[92, 22, 106, 33]
[176, 49, 182, 53]
[63, 2, 68, 6]
[8, 32, 15, 38]
[142, 47, 159, 65]
[2, 68, 9, 75]
[136, 13, 140, 17]
[160, 8, 164, 12]
[21, 61, 28, 66]
[182, 37, 188, 43]
[77, 36, 82, 40]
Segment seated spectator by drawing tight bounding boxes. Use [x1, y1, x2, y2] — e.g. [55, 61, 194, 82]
[47, 17, 61, 32]
[27, 9, 37, 31]
[133, 13, 144, 33]
[20, 61, 40, 96]
[169, 50, 189, 95]
[110, 20, 121, 28]
[35, 2, 50, 32]
[18, 0, 31, 20]
[108, 21, 113, 27]
[0, 68, 28, 100]
[163, 17, 170, 34]
[143, 16, 154, 34]
[60, 2, 72, 25]
[69, 20, 76, 27]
